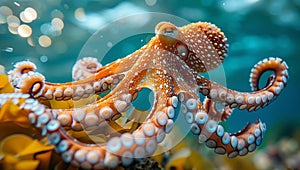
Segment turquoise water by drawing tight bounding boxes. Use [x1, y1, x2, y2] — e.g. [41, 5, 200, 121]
[0, 0, 299, 168]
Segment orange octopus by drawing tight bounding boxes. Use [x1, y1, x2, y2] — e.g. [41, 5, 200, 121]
[0, 21, 288, 168]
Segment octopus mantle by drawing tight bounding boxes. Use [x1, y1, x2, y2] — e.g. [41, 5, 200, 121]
[0, 21, 289, 168]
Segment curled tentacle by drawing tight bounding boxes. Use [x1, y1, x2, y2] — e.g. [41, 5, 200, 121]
[14, 71, 45, 97]
[197, 57, 288, 111]
[8, 61, 36, 77]
[190, 110, 266, 158]
[249, 57, 288, 91]
[8, 61, 37, 87]
[72, 57, 102, 81]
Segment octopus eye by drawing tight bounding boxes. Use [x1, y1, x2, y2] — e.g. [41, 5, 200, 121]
[162, 27, 178, 37]
[176, 43, 189, 60]
[155, 22, 179, 39]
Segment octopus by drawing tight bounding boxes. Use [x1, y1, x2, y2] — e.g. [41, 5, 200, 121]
[0, 21, 289, 169]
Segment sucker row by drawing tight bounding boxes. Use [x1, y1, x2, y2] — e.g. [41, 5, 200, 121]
[197, 57, 288, 112]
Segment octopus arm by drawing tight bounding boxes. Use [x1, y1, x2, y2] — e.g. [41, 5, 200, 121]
[13, 70, 125, 101]
[8, 52, 141, 101]
[49, 94, 130, 131]
[48, 67, 175, 132]
[175, 91, 265, 158]
[203, 97, 232, 122]
[197, 57, 288, 111]
[182, 102, 266, 158]
[72, 57, 103, 81]
[192, 110, 266, 158]
[0, 69, 180, 168]
[41, 73, 125, 101]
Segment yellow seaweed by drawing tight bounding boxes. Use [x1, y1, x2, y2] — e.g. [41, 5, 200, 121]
[0, 134, 53, 170]
[14, 160, 40, 170]
[0, 74, 14, 94]
[0, 99, 31, 128]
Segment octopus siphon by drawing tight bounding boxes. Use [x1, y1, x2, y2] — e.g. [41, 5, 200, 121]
[0, 21, 289, 168]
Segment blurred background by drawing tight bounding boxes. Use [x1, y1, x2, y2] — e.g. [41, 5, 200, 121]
[0, 0, 299, 169]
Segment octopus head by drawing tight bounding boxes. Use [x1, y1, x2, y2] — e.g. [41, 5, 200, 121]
[155, 21, 228, 73]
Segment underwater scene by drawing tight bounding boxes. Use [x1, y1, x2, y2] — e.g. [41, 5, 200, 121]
[0, 0, 299, 169]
